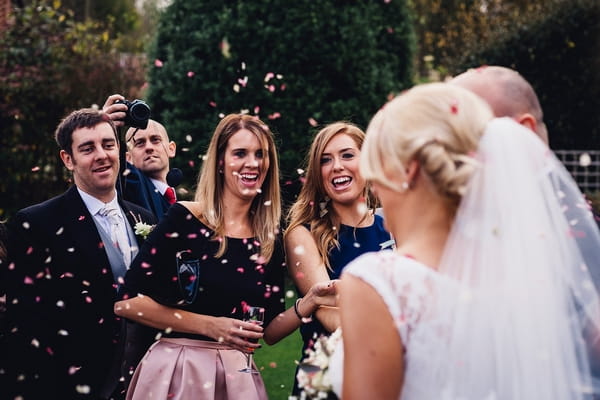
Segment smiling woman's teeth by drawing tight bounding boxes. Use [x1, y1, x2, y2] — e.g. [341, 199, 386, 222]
[333, 176, 351, 187]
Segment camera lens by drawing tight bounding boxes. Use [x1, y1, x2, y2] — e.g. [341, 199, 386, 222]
[130, 101, 151, 121]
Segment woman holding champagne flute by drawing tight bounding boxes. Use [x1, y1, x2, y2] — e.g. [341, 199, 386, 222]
[115, 114, 337, 400]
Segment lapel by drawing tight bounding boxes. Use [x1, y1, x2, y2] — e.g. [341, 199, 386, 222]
[61, 186, 113, 278]
[120, 199, 144, 247]
[61, 186, 114, 287]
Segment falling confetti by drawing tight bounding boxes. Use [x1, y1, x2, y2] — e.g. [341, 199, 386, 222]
[220, 38, 231, 58]
[579, 153, 592, 167]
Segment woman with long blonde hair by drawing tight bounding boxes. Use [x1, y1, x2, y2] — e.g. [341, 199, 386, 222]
[116, 114, 336, 400]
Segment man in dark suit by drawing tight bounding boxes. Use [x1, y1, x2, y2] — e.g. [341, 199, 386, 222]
[122, 119, 177, 219]
[0, 109, 157, 399]
[103, 94, 178, 220]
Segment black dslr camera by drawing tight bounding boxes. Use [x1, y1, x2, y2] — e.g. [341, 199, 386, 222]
[115, 99, 151, 129]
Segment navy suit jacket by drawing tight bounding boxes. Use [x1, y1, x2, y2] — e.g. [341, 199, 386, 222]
[0, 186, 156, 400]
[122, 162, 171, 220]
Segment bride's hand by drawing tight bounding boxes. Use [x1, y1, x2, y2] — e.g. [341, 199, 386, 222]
[305, 280, 339, 310]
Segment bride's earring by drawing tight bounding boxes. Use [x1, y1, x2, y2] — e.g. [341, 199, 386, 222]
[400, 181, 409, 192]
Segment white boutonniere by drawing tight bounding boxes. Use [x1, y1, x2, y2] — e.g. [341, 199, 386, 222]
[131, 213, 155, 239]
[297, 328, 342, 399]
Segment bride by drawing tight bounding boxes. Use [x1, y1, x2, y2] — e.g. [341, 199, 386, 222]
[329, 82, 600, 399]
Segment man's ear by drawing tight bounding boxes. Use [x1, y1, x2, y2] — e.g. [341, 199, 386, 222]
[516, 113, 537, 134]
[125, 151, 132, 163]
[168, 141, 176, 158]
[60, 150, 74, 171]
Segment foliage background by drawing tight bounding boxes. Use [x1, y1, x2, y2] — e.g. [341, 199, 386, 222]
[145, 0, 415, 205]
[0, 1, 149, 218]
[2, 0, 599, 217]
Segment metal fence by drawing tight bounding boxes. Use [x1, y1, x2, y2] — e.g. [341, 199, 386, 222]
[554, 150, 600, 193]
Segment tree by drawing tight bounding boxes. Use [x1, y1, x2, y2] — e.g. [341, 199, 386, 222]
[145, 0, 416, 204]
[0, 1, 147, 218]
[449, 0, 600, 150]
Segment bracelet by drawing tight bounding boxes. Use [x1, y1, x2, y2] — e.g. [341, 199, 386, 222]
[294, 297, 305, 321]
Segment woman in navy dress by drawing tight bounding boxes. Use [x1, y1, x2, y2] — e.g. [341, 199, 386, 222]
[285, 122, 392, 396]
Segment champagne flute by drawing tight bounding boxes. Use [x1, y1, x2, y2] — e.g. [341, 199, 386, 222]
[238, 305, 265, 374]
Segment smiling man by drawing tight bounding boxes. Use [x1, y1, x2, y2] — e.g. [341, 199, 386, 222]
[0, 109, 156, 399]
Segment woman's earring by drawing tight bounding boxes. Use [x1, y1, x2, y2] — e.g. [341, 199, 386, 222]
[400, 181, 409, 192]
[218, 169, 224, 174]
[319, 196, 330, 217]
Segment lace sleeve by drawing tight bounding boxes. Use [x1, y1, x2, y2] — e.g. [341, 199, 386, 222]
[343, 251, 433, 346]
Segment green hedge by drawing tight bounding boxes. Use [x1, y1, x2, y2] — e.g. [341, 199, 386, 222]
[146, 0, 415, 203]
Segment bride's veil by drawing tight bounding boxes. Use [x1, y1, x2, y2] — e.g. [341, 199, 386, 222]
[430, 118, 600, 399]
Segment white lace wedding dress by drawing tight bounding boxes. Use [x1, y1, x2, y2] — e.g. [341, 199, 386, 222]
[329, 250, 454, 400]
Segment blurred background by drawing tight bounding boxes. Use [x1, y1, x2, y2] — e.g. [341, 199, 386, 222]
[1, 0, 599, 217]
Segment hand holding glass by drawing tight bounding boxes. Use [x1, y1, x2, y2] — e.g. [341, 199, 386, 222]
[239, 306, 265, 374]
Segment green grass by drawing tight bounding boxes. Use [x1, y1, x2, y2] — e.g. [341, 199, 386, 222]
[254, 291, 303, 399]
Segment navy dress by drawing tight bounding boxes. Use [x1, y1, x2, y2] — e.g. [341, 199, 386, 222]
[292, 214, 391, 395]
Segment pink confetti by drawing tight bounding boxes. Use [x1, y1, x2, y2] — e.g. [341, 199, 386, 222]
[268, 112, 281, 120]
[24, 276, 33, 284]
[187, 71, 195, 78]
[254, 106, 260, 114]
[237, 267, 245, 273]
[85, 296, 92, 303]
[78, 215, 85, 221]
[31, 166, 40, 172]
[154, 59, 164, 68]
[450, 99, 459, 114]
[209, 101, 217, 107]
[264, 72, 274, 82]
[280, 84, 286, 91]
[255, 255, 267, 265]
[269, 362, 277, 368]
[69, 366, 81, 375]
[268, 85, 275, 92]
[308, 118, 318, 127]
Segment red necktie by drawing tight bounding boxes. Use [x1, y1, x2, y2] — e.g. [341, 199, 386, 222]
[164, 187, 176, 205]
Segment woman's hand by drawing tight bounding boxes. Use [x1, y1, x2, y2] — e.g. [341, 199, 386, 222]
[206, 317, 264, 353]
[298, 279, 339, 317]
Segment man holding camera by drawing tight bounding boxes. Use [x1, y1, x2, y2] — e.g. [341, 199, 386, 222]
[103, 94, 179, 220]
[1, 108, 157, 400]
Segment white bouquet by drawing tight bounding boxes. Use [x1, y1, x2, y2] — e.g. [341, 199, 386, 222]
[296, 328, 342, 399]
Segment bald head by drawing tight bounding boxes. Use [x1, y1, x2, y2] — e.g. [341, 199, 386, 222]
[125, 119, 176, 182]
[451, 66, 548, 145]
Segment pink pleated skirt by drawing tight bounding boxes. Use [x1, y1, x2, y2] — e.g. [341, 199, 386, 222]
[126, 337, 269, 400]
